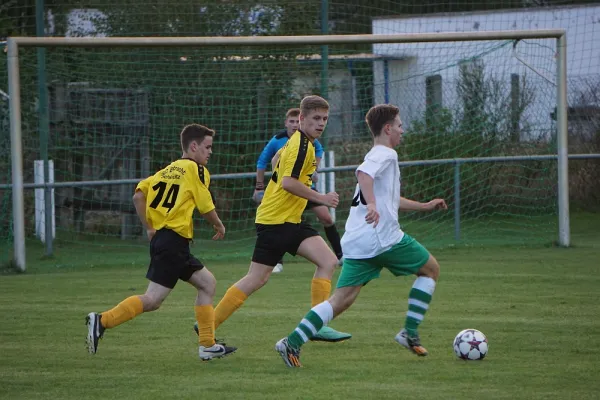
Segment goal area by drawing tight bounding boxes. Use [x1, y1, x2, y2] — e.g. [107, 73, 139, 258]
[5, 31, 570, 271]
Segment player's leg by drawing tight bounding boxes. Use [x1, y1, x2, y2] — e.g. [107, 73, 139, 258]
[276, 285, 362, 367]
[86, 280, 171, 355]
[395, 254, 439, 355]
[86, 229, 181, 354]
[185, 263, 237, 360]
[214, 261, 274, 328]
[309, 204, 343, 263]
[276, 257, 382, 367]
[381, 234, 439, 356]
[213, 224, 286, 329]
[295, 230, 351, 342]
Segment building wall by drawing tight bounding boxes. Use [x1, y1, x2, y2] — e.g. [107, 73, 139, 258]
[372, 4, 600, 140]
[292, 68, 355, 140]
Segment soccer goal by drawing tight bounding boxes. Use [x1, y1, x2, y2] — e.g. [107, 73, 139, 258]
[6, 30, 570, 272]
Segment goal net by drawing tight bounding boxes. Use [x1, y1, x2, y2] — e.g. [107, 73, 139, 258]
[2, 32, 569, 268]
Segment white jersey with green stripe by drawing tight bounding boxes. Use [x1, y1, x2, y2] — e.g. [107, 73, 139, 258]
[341, 145, 405, 259]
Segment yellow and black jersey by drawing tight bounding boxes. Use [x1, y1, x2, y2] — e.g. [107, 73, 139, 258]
[136, 158, 214, 239]
[256, 130, 317, 224]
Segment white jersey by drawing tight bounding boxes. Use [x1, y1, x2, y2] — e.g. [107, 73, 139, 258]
[341, 145, 404, 259]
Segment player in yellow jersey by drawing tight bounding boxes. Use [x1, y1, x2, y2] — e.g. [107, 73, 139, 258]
[212, 95, 352, 342]
[86, 124, 237, 361]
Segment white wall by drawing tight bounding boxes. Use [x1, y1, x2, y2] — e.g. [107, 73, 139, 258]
[372, 4, 600, 139]
[292, 68, 356, 139]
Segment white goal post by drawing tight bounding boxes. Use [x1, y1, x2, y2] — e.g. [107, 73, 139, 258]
[7, 30, 569, 271]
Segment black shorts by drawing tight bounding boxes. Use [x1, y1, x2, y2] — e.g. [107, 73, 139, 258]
[146, 229, 205, 289]
[252, 222, 320, 267]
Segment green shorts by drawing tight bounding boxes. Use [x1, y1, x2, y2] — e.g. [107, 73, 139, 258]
[336, 234, 431, 288]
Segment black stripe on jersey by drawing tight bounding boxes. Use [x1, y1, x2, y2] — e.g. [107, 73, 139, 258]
[274, 129, 288, 139]
[291, 133, 309, 179]
[197, 165, 206, 185]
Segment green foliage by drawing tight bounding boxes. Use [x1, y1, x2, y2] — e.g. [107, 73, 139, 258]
[399, 59, 553, 215]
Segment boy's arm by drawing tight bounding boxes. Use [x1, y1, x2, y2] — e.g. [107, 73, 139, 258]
[357, 171, 379, 227]
[281, 177, 338, 208]
[189, 171, 225, 240]
[256, 138, 278, 190]
[200, 209, 225, 240]
[399, 196, 448, 212]
[132, 189, 155, 240]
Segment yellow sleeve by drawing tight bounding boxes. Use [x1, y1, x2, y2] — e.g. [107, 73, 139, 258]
[280, 134, 310, 179]
[189, 165, 215, 214]
[135, 177, 152, 196]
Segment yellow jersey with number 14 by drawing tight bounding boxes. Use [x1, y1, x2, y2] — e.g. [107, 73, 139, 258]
[256, 130, 317, 225]
[135, 158, 214, 239]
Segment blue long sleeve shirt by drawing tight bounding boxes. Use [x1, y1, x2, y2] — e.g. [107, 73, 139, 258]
[256, 129, 324, 170]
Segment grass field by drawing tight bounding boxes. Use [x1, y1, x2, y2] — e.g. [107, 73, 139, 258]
[1, 213, 599, 400]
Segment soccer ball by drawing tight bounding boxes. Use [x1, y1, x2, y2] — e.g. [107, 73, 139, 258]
[453, 329, 488, 360]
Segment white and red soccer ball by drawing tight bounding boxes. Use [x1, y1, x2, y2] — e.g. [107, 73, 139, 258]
[453, 329, 488, 360]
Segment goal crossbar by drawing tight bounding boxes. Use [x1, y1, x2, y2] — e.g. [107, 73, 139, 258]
[7, 30, 565, 50]
[6, 30, 569, 271]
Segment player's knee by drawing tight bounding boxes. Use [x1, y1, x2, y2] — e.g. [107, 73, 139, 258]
[418, 256, 440, 281]
[316, 256, 338, 276]
[319, 214, 334, 226]
[140, 295, 162, 312]
[200, 271, 217, 297]
[247, 270, 270, 290]
[256, 273, 270, 288]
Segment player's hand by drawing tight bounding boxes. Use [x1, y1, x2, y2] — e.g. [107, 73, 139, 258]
[424, 198, 448, 211]
[365, 203, 380, 227]
[312, 172, 319, 184]
[146, 228, 156, 241]
[321, 192, 339, 208]
[212, 224, 225, 240]
[252, 189, 264, 204]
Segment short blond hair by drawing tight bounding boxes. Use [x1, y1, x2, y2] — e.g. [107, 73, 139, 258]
[300, 95, 329, 116]
[285, 108, 300, 119]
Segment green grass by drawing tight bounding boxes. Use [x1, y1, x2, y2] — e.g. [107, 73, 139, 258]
[1, 215, 599, 400]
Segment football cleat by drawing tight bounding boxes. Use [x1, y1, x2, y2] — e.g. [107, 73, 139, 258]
[395, 329, 428, 356]
[272, 263, 284, 273]
[275, 338, 302, 367]
[199, 343, 237, 361]
[311, 326, 352, 342]
[86, 312, 105, 355]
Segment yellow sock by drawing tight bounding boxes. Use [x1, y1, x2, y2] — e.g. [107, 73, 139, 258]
[311, 278, 332, 307]
[195, 305, 215, 347]
[214, 286, 248, 329]
[100, 296, 144, 329]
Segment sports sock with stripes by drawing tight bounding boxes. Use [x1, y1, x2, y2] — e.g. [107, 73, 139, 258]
[404, 277, 436, 337]
[287, 301, 334, 349]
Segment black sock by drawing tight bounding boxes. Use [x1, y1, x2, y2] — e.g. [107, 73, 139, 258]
[324, 225, 343, 259]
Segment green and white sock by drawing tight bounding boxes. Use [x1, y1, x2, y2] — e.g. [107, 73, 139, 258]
[287, 301, 334, 349]
[404, 277, 436, 337]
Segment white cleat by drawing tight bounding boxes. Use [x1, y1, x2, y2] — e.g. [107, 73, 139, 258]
[199, 343, 237, 361]
[272, 263, 284, 273]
